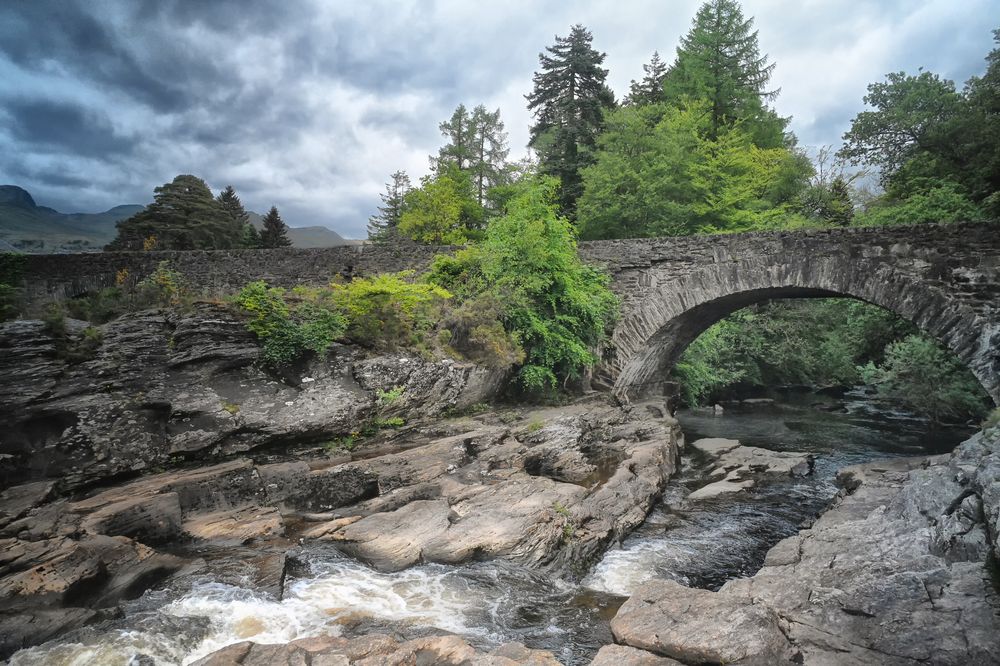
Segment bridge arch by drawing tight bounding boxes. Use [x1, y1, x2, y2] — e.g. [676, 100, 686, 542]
[608, 256, 1000, 404]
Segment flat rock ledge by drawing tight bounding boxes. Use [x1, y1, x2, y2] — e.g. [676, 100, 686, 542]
[191, 633, 562, 666]
[607, 426, 1000, 665]
[686, 437, 813, 500]
[0, 397, 681, 658]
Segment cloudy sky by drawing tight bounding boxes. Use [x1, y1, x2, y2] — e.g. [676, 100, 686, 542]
[1, 0, 997, 238]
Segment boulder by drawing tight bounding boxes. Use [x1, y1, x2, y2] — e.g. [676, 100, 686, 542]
[589, 644, 684, 665]
[610, 579, 795, 664]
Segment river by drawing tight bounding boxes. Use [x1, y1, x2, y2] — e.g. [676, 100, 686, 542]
[9, 390, 974, 666]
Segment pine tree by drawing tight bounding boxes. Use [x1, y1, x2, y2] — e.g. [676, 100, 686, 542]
[216, 185, 259, 248]
[469, 105, 509, 208]
[260, 206, 292, 248]
[107, 174, 237, 250]
[526, 24, 614, 217]
[663, 0, 785, 146]
[437, 104, 474, 171]
[626, 51, 669, 105]
[368, 170, 412, 242]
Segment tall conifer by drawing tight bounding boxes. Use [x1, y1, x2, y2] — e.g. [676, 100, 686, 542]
[260, 206, 292, 248]
[526, 24, 614, 217]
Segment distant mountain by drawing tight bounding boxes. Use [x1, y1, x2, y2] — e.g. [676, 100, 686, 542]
[0, 185, 143, 252]
[0, 186, 360, 252]
[248, 211, 360, 248]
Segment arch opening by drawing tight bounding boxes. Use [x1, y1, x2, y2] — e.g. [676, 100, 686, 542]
[608, 259, 1000, 409]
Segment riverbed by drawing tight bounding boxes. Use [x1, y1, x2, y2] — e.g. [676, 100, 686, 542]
[8, 392, 974, 666]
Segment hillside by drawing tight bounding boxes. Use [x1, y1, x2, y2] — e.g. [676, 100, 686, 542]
[0, 186, 360, 252]
[0, 185, 143, 252]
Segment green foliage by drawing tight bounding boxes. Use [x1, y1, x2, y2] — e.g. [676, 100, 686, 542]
[860, 334, 991, 423]
[233, 280, 347, 366]
[107, 175, 243, 251]
[137, 261, 191, 307]
[217, 185, 259, 248]
[663, 0, 786, 146]
[376, 385, 405, 407]
[672, 299, 915, 405]
[672, 318, 749, 406]
[626, 51, 669, 106]
[260, 206, 292, 248]
[0, 252, 25, 320]
[221, 401, 240, 415]
[527, 419, 545, 433]
[330, 272, 452, 350]
[324, 434, 358, 453]
[398, 164, 484, 244]
[429, 177, 618, 393]
[368, 170, 411, 242]
[374, 416, 406, 428]
[527, 24, 615, 217]
[854, 180, 984, 227]
[577, 102, 813, 239]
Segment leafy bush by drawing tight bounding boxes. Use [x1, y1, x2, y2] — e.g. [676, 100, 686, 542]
[329, 272, 452, 350]
[429, 177, 618, 393]
[233, 281, 347, 366]
[859, 334, 991, 422]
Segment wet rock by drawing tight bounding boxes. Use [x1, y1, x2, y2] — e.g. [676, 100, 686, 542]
[715, 426, 1000, 665]
[687, 437, 813, 501]
[307, 400, 680, 574]
[610, 579, 796, 664]
[191, 633, 560, 665]
[182, 506, 284, 544]
[590, 644, 684, 665]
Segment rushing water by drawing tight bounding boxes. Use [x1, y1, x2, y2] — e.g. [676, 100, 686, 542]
[10, 391, 974, 666]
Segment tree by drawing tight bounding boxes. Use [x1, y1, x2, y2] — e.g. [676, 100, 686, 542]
[260, 206, 292, 248]
[428, 177, 618, 392]
[398, 165, 482, 244]
[469, 105, 510, 209]
[107, 175, 239, 251]
[626, 51, 669, 106]
[436, 104, 474, 171]
[838, 70, 965, 184]
[368, 170, 411, 242]
[217, 185, 260, 248]
[577, 101, 812, 239]
[526, 24, 614, 217]
[663, 0, 786, 146]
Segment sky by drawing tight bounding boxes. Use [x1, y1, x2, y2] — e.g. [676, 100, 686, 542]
[0, 1, 997, 238]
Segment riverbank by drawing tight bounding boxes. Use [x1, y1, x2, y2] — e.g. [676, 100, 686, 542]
[2, 373, 998, 664]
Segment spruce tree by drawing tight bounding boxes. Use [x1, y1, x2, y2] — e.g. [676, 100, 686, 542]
[663, 0, 785, 146]
[260, 206, 292, 248]
[216, 185, 258, 248]
[626, 51, 669, 105]
[469, 105, 509, 208]
[526, 24, 613, 217]
[368, 170, 412, 242]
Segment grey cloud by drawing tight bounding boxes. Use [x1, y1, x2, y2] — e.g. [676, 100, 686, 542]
[0, 0, 997, 237]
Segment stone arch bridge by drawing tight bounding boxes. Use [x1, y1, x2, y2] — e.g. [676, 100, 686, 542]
[18, 222, 1000, 403]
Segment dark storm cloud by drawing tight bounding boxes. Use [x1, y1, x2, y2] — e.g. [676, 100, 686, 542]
[1, 98, 135, 157]
[0, 0, 997, 237]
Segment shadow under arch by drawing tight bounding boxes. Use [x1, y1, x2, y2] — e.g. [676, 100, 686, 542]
[608, 257, 1000, 404]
